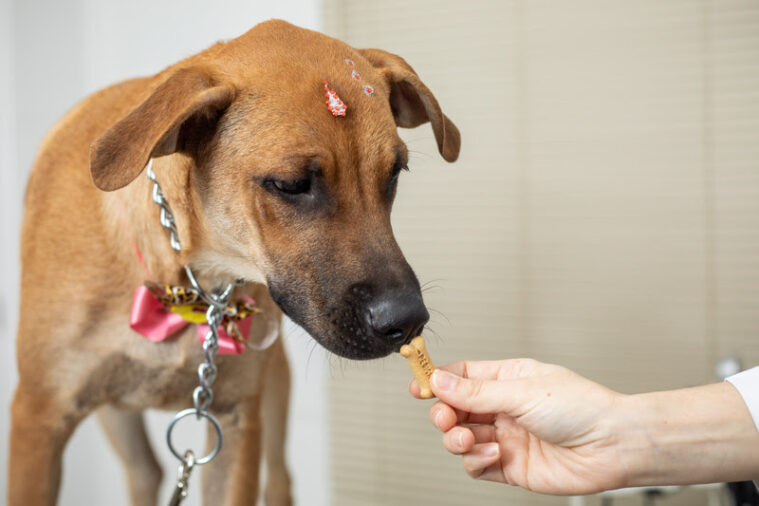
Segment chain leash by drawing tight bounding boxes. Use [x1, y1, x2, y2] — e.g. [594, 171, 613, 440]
[146, 159, 232, 504]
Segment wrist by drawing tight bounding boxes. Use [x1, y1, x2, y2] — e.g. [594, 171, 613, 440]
[604, 392, 651, 489]
[612, 382, 759, 487]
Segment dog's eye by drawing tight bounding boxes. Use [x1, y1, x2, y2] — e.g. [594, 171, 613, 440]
[391, 164, 407, 180]
[390, 162, 408, 185]
[267, 177, 311, 196]
[390, 160, 408, 184]
[387, 161, 408, 201]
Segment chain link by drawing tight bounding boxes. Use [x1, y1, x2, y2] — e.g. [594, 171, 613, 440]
[146, 159, 181, 253]
[185, 265, 235, 418]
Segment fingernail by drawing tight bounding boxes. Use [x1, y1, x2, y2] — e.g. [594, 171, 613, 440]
[431, 370, 456, 391]
[456, 432, 465, 448]
[484, 443, 499, 458]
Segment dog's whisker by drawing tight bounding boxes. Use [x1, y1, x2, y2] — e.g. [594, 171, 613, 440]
[421, 285, 444, 296]
[327, 353, 336, 379]
[420, 278, 445, 288]
[422, 327, 446, 349]
[338, 354, 346, 378]
[406, 148, 435, 161]
[424, 325, 443, 341]
[426, 307, 451, 326]
[305, 340, 320, 376]
[420, 279, 447, 296]
[328, 352, 347, 380]
[403, 136, 437, 147]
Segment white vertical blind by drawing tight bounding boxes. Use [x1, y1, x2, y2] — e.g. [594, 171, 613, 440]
[324, 1, 759, 505]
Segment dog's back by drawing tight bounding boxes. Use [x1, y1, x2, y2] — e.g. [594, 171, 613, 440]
[18, 76, 152, 367]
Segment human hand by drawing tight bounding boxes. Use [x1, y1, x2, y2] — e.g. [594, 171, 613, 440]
[410, 359, 627, 495]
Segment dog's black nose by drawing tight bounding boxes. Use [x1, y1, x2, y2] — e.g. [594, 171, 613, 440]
[365, 288, 430, 347]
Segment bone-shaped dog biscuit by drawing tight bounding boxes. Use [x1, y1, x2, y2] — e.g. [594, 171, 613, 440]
[400, 336, 435, 399]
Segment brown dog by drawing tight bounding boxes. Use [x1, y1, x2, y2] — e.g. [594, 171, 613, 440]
[10, 19, 459, 506]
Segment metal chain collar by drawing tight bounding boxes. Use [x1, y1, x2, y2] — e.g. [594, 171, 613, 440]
[146, 161, 181, 253]
[146, 159, 234, 504]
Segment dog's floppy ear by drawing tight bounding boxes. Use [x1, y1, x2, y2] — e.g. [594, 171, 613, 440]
[358, 48, 460, 162]
[90, 68, 235, 191]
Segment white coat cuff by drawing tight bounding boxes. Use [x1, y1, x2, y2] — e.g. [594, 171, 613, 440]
[727, 366, 759, 434]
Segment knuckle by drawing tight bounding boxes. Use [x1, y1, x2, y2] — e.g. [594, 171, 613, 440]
[461, 360, 473, 378]
[509, 358, 537, 375]
[463, 378, 485, 409]
[463, 458, 485, 479]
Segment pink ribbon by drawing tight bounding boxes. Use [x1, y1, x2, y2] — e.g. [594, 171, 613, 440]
[129, 286, 251, 355]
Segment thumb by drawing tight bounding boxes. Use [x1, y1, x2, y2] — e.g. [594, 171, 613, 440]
[430, 369, 528, 415]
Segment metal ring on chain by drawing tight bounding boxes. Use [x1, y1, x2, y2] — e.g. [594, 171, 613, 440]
[184, 265, 235, 310]
[166, 409, 223, 465]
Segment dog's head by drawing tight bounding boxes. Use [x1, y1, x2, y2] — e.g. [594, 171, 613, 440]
[90, 20, 459, 359]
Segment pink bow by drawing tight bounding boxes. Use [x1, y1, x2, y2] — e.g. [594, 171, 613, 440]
[129, 286, 251, 355]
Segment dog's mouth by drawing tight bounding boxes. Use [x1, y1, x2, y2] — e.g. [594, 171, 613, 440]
[321, 304, 412, 360]
[267, 279, 428, 360]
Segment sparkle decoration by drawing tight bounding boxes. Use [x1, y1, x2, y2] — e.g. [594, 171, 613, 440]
[345, 58, 355, 67]
[323, 80, 347, 117]
[363, 85, 374, 97]
[351, 70, 361, 81]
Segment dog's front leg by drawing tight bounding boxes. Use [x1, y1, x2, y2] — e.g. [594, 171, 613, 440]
[8, 386, 86, 506]
[97, 405, 162, 506]
[201, 397, 262, 506]
[262, 337, 292, 506]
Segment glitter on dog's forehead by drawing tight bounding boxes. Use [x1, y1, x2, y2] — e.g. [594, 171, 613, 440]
[323, 81, 346, 117]
[320, 57, 379, 117]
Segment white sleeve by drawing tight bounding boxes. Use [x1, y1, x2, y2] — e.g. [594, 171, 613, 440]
[726, 366, 759, 433]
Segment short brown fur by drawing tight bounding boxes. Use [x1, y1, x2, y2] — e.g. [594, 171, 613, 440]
[10, 20, 459, 505]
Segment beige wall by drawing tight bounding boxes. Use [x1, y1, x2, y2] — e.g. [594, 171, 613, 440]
[323, 1, 759, 505]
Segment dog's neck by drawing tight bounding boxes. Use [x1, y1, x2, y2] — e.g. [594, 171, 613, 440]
[101, 155, 255, 292]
